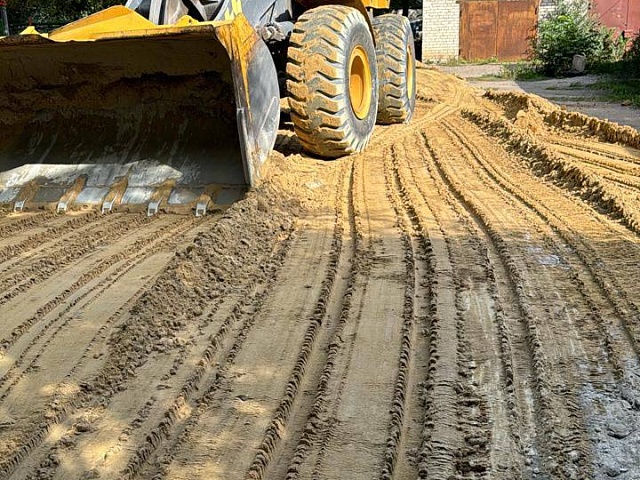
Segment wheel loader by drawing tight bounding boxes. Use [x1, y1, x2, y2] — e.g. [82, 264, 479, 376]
[0, 0, 416, 215]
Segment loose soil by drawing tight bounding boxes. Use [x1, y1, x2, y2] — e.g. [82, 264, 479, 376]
[438, 64, 640, 132]
[1, 68, 640, 480]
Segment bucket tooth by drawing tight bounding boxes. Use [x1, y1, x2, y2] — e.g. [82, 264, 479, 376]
[11, 181, 41, 212]
[147, 199, 162, 217]
[146, 179, 175, 215]
[56, 175, 88, 213]
[195, 193, 213, 215]
[118, 162, 182, 212]
[13, 200, 26, 213]
[97, 176, 129, 212]
[101, 199, 115, 214]
[100, 187, 124, 215]
[195, 202, 207, 217]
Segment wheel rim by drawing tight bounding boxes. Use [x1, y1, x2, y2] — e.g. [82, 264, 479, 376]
[348, 45, 373, 120]
[407, 45, 415, 99]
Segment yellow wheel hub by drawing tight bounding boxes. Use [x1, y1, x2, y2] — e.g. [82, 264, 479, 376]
[348, 45, 373, 120]
[407, 46, 415, 99]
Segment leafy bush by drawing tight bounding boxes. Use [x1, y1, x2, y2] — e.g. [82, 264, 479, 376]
[622, 30, 640, 77]
[7, 0, 120, 32]
[500, 62, 547, 80]
[531, 0, 625, 76]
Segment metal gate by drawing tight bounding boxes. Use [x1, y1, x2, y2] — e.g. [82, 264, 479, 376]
[460, 0, 537, 61]
[592, 0, 640, 37]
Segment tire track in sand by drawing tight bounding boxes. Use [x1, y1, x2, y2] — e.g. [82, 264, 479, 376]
[259, 162, 359, 480]
[0, 215, 215, 477]
[0, 212, 56, 239]
[548, 136, 640, 167]
[10, 214, 288, 480]
[424, 113, 640, 477]
[0, 217, 198, 402]
[113, 173, 342, 480]
[0, 211, 98, 262]
[431, 118, 597, 477]
[379, 139, 435, 480]
[0, 214, 156, 306]
[551, 144, 640, 180]
[296, 140, 406, 480]
[0, 216, 178, 354]
[0, 213, 127, 276]
[398, 131, 539, 477]
[452, 115, 640, 372]
[3, 215, 218, 480]
[448, 115, 640, 476]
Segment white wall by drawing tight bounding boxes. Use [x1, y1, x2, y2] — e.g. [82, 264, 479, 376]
[422, 0, 460, 61]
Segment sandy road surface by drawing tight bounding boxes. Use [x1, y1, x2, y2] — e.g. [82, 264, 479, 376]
[1, 69, 640, 479]
[436, 65, 640, 132]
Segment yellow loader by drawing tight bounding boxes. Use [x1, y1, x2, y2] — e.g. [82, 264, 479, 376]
[0, 0, 416, 215]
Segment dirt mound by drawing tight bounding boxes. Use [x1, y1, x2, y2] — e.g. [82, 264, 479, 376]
[464, 108, 640, 233]
[485, 89, 640, 149]
[103, 159, 299, 392]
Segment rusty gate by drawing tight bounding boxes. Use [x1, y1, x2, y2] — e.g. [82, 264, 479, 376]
[459, 0, 538, 61]
[592, 0, 640, 37]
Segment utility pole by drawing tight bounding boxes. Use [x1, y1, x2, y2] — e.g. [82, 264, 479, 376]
[0, 0, 9, 36]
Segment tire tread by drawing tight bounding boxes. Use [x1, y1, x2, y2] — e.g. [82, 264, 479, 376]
[372, 14, 416, 124]
[286, 6, 377, 158]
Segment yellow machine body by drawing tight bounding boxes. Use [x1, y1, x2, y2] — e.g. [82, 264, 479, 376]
[0, 1, 390, 213]
[0, 6, 279, 213]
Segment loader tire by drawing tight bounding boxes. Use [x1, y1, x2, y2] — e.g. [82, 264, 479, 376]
[287, 6, 378, 158]
[372, 14, 416, 124]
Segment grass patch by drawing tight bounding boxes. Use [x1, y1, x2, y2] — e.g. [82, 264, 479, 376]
[465, 74, 506, 82]
[543, 81, 599, 91]
[589, 79, 640, 107]
[499, 63, 548, 80]
[423, 57, 503, 66]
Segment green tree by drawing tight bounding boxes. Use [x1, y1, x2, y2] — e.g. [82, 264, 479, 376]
[531, 0, 624, 75]
[622, 30, 640, 77]
[7, 0, 120, 31]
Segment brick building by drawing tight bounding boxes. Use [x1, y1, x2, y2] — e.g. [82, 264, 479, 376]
[422, 0, 539, 61]
[421, 0, 639, 62]
[421, 0, 460, 61]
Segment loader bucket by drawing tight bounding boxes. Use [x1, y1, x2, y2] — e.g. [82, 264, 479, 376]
[0, 7, 280, 214]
